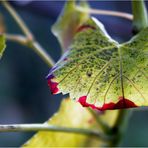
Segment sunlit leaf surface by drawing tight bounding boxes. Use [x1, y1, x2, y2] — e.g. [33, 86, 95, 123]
[23, 98, 118, 147]
[47, 17, 148, 110]
[0, 34, 5, 59]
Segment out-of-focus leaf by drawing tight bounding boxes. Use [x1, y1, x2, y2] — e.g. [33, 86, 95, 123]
[52, 1, 89, 49]
[0, 34, 6, 59]
[47, 17, 148, 110]
[23, 98, 119, 147]
[0, 14, 6, 33]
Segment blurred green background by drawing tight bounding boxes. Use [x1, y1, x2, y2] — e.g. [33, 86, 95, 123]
[0, 1, 148, 147]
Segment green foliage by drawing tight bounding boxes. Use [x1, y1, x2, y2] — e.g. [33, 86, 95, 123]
[0, 34, 6, 59]
[23, 98, 118, 147]
[48, 17, 148, 110]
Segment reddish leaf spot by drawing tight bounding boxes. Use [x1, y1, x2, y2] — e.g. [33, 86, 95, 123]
[76, 25, 96, 33]
[47, 75, 59, 94]
[78, 96, 137, 111]
[114, 96, 137, 109]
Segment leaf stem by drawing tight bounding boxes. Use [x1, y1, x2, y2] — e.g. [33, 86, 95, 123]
[87, 108, 110, 133]
[5, 34, 28, 45]
[29, 41, 55, 67]
[76, 6, 133, 21]
[132, 0, 148, 33]
[2, 2, 55, 67]
[0, 124, 111, 140]
[108, 109, 131, 146]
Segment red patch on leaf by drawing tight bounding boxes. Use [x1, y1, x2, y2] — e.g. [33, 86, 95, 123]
[78, 96, 137, 111]
[76, 25, 96, 32]
[47, 75, 59, 94]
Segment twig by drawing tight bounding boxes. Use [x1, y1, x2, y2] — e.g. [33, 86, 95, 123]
[2, 1, 33, 41]
[30, 41, 55, 67]
[108, 109, 130, 146]
[76, 6, 133, 21]
[5, 34, 28, 45]
[2, 1, 55, 67]
[5, 34, 55, 67]
[0, 124, 111, 140]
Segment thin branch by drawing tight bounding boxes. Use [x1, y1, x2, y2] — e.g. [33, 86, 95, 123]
[5, 34, 28, 45]
[30, 41, 55, 67]
[0, 124, 111, 140]
[2, 1, 34, 41]
[108, 109, 131, 146]
[5, 34, 55, 67]
[76, 6, 133, 21]
[2, 1, 55, 67]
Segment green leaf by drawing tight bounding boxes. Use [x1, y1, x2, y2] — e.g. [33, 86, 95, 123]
[47, 17, 148, 110]
[23, 98, 118, 147]
[0, 34, 6, 59]
[52, 1, 89, 49]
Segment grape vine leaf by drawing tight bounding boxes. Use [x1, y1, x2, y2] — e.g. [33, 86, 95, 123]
[23, 98, 118, 147]
[0, 34, 6, 59]
[52, 0, 89, 50]
[47, 17, 148, 110]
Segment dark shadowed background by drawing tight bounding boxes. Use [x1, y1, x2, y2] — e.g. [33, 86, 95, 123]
[0, 1, 148, 147]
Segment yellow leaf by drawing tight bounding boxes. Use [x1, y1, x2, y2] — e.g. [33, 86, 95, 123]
[23, 98, 118, 147]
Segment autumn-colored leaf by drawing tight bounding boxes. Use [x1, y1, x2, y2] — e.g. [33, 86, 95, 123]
[47, 17, 148, 110]
[23, 98, 118, 147]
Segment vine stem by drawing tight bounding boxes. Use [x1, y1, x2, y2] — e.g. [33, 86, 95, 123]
[0, 124, 111, 140]
[108, 109, 131, 146]
[132, 0, 148, 33]
[87, 108, 110, 133]
[5, 34, 28, 45]
[2, 1, 33, 41]
[2, 1, 55, 67]
[76, 6, 133, 21]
